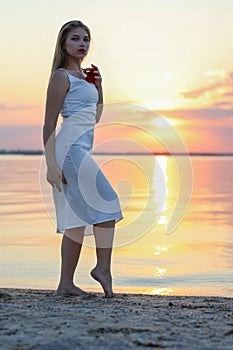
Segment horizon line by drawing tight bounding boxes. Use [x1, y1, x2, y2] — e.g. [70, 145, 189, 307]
[0, 149, 233, 156]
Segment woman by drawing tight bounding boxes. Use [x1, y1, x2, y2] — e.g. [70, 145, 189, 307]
[43, 20, 123, 298]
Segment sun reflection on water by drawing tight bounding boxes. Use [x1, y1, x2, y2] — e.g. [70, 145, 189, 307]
[154, 267, 167, 278]
[152, 156, 168, 224]
[153, 246, 168, 255]
[150, 288, 174, 295]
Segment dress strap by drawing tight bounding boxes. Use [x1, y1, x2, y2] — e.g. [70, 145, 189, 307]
[56, 68, 71, 94]
[57, 68, 70, 79]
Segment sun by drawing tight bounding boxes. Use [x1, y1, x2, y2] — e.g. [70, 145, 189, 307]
[152, 116, 178, 127]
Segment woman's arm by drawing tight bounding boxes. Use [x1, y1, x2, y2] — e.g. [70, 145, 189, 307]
[43, 70, 69, 191]
[92, 65, 103, 123]
[96, 85, 103, 123]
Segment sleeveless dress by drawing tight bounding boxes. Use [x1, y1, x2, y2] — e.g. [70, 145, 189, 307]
[52, 68, 123, 236]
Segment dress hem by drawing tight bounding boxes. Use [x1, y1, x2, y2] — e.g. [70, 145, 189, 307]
[56, 215, 123, 234]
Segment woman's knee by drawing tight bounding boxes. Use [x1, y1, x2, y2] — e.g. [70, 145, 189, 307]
[64, 226, 85, 244]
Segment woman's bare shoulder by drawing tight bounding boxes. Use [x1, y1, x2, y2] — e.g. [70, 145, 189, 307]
[48, 68, 70, 90]
[50, 68, 69, 81]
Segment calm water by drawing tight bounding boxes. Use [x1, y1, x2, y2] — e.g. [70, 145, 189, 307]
[0, 154, 232, 297]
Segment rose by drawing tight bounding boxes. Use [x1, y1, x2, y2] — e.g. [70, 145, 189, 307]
[84, 64, 99, 83]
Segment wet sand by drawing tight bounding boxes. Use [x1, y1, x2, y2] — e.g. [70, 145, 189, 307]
[0, 288, 233, 349]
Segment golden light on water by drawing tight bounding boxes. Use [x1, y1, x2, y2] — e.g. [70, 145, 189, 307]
[150, 288, 174, 295]
[154, 267, 167, 278]
[157, 215, 168, 225]
[153, 246, 168, 256]
[1, 155, 232, 296]
[152, 156, 168, 223]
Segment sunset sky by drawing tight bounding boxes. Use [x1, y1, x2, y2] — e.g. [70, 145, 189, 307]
[0, 0, 233, 153]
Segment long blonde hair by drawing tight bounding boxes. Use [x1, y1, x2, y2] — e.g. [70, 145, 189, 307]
[50, 20, 91, 76]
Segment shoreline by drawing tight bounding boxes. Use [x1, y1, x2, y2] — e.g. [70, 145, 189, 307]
[1, 288, 232, 349]
[1, 150, 233, 156]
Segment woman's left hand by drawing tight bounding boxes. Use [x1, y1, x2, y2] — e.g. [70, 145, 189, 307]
[92, 64, 102, 89]
[84, 64, 102, 88]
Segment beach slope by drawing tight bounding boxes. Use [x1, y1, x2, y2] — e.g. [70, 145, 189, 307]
[0, 288, 232, 349]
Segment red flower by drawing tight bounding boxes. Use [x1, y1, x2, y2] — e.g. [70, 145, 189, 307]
[84, 64, 98, 83]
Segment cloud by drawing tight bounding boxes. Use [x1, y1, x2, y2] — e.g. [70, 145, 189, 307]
[1, 112, 233, 153]
[181, 83, 222, 98]
[213, 101, 233, 107]
[156, 107, 233, 120]
[180, 71, 233, 99]
[223, 92, 233, 97]
[0, 103, 39, 111]
[0, 125, 43, 150]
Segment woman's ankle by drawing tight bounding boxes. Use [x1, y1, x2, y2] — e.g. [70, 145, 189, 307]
[93, 265, 111, 275]
[57, 280, 74, 288]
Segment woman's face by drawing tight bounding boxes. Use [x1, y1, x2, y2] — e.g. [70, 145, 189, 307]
[64, 27, 90, 60]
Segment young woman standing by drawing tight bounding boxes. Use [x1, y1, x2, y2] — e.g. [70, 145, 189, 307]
[43, 20, 123, 298]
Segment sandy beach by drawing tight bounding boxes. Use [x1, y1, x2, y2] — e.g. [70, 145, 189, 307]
[0, 288, 232, 349]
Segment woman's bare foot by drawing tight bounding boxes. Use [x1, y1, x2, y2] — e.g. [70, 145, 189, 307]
[90, 266, 113, 298]
[56, 282, 87, 296]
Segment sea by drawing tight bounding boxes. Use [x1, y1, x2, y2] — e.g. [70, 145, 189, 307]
[0, 154, 232, 297]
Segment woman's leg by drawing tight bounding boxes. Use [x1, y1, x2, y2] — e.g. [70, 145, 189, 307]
[91, 220, 115, 298]
[56, 226, 86, 296]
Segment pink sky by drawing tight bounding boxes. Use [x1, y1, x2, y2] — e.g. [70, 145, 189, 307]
[0, 1, 233, 153]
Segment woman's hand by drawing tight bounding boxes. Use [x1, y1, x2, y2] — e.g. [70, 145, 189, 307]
[46, 163, 67, 192]
[84, 64, 102, 89]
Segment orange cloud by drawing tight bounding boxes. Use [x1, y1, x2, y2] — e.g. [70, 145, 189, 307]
[180, 71, 233, 100]
[157, 107, 233, 121]
[0, 105, 43, 126]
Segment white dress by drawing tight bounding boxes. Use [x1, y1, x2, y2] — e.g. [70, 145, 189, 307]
[52, 69, 123, 236]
